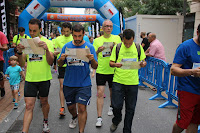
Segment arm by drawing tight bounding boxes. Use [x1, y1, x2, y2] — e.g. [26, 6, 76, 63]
[86, 54, 98, 69]
[16, 44, 27, 67]
[38, 41, 54, 65]
[0, 43, 8, 51]
[170, 63, 200, 77]
[20, 71, 25, 81]
[57, 54, 67, 67]
[109, 61, 122, 68]
[96, 46, 105, 56]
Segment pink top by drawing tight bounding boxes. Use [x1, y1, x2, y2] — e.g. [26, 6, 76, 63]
[149, 39, 166, 61]
[0, 31, 8, 61]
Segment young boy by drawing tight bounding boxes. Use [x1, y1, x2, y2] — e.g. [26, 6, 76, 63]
[5, 56, 25, 109]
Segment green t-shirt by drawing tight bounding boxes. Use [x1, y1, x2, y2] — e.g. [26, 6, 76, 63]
[93, 35, 121, 74]
[110, 42, 146, 85]
[13, 34, 30, 45]
[25, 36, 54, 82]
[54, 35, 73, 67]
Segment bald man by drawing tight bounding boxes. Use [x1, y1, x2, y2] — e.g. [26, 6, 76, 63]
[145, 33, 166, 61]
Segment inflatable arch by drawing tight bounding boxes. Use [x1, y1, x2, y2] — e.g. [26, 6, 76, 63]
[18, 0, 124, 36]
[40, 13, 105, 25]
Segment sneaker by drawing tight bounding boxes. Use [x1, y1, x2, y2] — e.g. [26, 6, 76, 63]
[96, 117, 102, 127]
[18, 92, 20, 96]
[69, 117, 77, 128]
[110, 123, 118, 132]
[43, 121, 50, 133]
[59, 107, 66, 116]
[1, 88, 5, 97]
[12, 98, 15, 103]
[14, 103, 18, 109]
[108, 106, 113, 116]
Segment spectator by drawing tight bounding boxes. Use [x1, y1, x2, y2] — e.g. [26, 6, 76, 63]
[89, 36, 94, 45]
[140, 32, 150, 52]
[5, 56, 25, 109]
[171, 24, 200, 133]
[49, 32, 56, 40]
[0, 31, 8, 97]
[109, 29, 146, 132]
[145, 33, 166, 61]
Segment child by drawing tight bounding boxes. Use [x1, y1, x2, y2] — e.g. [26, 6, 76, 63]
[5, 56, 25, 109]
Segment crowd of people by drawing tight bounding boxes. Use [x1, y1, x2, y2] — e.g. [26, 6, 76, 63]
[0, 18, 199, 133]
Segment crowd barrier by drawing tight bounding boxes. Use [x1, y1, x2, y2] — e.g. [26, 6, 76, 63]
[139, 57, 200, 132]
[3, 48, 15, 73]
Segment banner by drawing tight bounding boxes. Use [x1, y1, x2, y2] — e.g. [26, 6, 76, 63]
[91, 23, 95, 38]
[0, 0, 7, 36]
[47, 22, 52, 37]
[41, 19, 46, 36]
[119, 7, 123, 33]
[50, 0, 94, 8]
[95, 20, 100, 38]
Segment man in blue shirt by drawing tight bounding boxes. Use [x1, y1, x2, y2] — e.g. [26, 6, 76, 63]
[57, 24, 98, 133]
[171, 24, 200, 133]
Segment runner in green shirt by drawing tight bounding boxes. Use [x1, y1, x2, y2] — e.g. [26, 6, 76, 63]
[109, 29, 147, 132]
[54, 22, 73, 117]
[93, 20, 121, 127]
[17, 18, 54, 133]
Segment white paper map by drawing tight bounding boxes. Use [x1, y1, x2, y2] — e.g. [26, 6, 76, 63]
[65, 48, 90, 62]
[120, 58, 141, 69]
[102, 42, 115, 57]
[20, 37, 45, 55]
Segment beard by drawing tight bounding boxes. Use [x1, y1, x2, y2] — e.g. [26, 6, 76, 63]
[74, 39, 83, 45]
[198, 35, 200, 44]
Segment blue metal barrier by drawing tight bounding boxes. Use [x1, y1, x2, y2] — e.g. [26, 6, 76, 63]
[139, 57, 168, 100]
[3, 48, 15, 73]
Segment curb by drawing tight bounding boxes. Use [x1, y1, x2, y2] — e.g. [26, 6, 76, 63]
[0, 97, 25, 133]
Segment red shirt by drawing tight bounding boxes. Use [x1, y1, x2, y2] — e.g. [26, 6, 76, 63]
[0, 31, 8, 61]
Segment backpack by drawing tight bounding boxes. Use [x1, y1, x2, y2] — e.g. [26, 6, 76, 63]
[16, 34, 27, 45]
[115, 42, 141, 63]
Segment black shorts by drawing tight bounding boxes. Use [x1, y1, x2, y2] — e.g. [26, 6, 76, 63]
[24, 80, 51, 97]
[96, 73, 114, 88]
[58, 67, 66, 79]
[0, 61, 4, 81]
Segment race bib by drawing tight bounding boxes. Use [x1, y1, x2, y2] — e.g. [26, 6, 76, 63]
[29, 54, 43, 62]
[67, 58, 84, 66]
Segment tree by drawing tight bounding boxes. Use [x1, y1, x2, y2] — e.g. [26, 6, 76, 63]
[113, 0, 190, 18]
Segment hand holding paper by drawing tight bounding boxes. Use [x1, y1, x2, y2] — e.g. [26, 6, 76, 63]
[65, 48, 91, 62]
[20, 37, 45, 55]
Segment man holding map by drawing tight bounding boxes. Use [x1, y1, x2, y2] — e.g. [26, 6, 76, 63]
[17, 18, 54, 133]
[109, 29, 146, 132]
[57, 24, 98, 133]
[93, 19, 121, 127]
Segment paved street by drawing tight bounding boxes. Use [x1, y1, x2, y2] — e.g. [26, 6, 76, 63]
[1, 69, 177, 133]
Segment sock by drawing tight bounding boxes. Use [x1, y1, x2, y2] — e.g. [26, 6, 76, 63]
[98, 116, 102, 118]
[43, 119, 48, 123]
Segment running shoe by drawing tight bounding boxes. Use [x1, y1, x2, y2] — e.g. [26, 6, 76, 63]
[42, 121, 50, 133]
[59, 107, 66, 116]
[12, 98, 15, 103]
[108, 106, 113, 116]
[14, 103, 18, 109]
[69, 117, 77, 128]
[96, 117, 102, 127]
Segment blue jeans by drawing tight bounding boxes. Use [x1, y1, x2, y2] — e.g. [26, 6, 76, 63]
[111, 82, 138, 133]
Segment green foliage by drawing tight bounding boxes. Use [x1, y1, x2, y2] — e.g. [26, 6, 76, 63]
[113, 0, 190, 18]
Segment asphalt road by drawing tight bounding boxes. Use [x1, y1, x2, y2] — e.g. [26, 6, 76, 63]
[5, 69, 177, 133]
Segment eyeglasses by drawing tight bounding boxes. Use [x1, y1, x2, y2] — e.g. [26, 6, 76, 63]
[104, 25, 113, 28]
